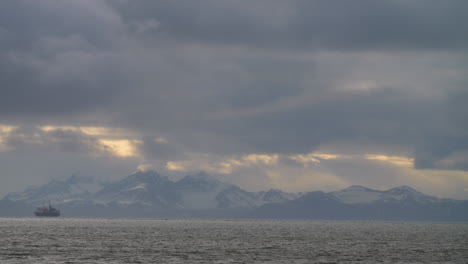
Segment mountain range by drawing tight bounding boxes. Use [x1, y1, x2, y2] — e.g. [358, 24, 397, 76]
[1, 170, 467, 221]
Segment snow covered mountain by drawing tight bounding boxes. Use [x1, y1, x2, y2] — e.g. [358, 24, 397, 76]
[330, 185, 440, 204]
[3, 172, 467, 221]
[171, 172, 303, 209]
[173, 172, 262, 209]
[252, 186, 468, 221]
[2, 170, 301, 212]
[91, 171, 299, 210]
[92, 170, 177, 208]
[88, 170, 268, 209]
[256, 189, 303, 204]
[4, 175, 101, 206]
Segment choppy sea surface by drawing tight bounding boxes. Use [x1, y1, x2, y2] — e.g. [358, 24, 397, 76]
[0, 218, 467, 263]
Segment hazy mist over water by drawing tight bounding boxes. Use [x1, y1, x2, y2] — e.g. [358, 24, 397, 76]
[0, 218, 467, 263]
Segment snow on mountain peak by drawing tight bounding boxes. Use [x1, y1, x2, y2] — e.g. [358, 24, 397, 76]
[332, 185, 439, 204]
[381, 186, 438, 203]
[386, 185, 419, 194]
[91, 171, 174, 207]
[257, 189, 302, 203]
[342, 185, 374, 192]
[128, 183, 147, 191]
[4, 174, 101, 205]
[176, 172, 224, 190]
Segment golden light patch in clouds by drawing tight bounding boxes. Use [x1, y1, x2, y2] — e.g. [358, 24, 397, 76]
[99, 139, 141, 158]
[218, 161, 237, 174]
[137, 164, 156, 172]
[40, 125, 133, 139]
[166, 160, 235, 174]
[40, 125, 75, 132]
[166, 161, 189, 171]
[165, 153, 280, 174]
[165, 152, 342, 176]
[289, 154, 320, 167]
[365, 154, 413, 167]
[79, 127, 114, 136]
[0, 125, 17, 151]
[290, 152, 413, 168]
[313, 153, 340, 160]
[241, 154, 279, 165]
[0, 125, 17, 133]
[288, 152, 341, 167]
[38, 125, 144, 158]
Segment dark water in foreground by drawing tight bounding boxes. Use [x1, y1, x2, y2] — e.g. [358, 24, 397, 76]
[0, 218, 467, 263]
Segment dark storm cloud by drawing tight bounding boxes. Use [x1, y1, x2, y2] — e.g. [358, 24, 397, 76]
[112, 0, 468, 51]
[0, 0, 126, 122]
[0, 52, 126, 120]
[0, 0, 467, 173]
[185, 88, 439, 154]
[0, 0, 121, 51]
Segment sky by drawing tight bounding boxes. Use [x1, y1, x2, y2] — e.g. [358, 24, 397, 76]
[1, 0, 468, 199]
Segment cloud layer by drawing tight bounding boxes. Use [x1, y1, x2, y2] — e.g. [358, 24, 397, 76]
[1, 0, 467, 198]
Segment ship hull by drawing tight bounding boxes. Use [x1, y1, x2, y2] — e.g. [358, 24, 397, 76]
[34, 204, 61, 217]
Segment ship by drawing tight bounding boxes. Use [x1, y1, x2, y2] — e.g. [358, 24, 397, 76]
[34, 203, 60, 217]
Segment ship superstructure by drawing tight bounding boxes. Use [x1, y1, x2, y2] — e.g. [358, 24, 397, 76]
[34, 203, 60, 217]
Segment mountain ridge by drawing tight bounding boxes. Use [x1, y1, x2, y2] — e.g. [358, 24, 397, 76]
[2, 170, 467, 221]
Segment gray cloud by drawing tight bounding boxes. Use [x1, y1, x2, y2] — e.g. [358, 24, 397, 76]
[112, 0, 468, 51]
[139, 136, 181, 160]
[3, 127, 106, 155]
[0, 0, 467, 200]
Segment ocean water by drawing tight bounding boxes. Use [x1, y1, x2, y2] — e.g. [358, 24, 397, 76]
[0, 218, 467, 263]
